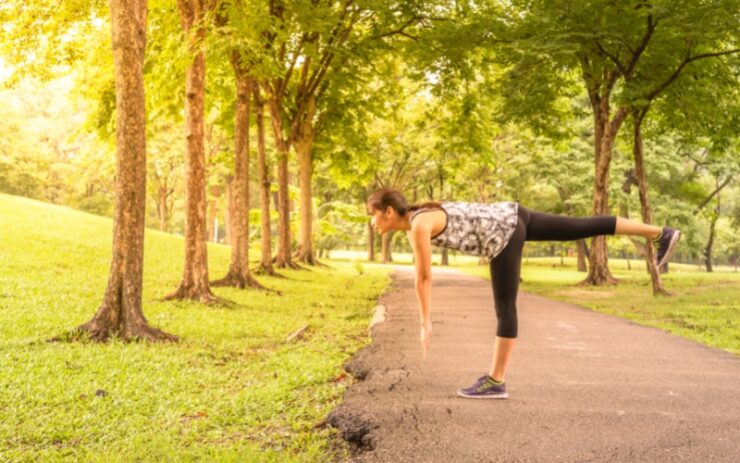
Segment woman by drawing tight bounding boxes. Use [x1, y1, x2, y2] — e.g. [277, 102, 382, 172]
[365, 188, 681, 399]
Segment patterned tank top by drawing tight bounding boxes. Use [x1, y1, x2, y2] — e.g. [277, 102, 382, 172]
[409, 201, 519, 261]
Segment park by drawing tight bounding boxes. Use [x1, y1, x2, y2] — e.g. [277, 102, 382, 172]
[1, 0, 739, 461]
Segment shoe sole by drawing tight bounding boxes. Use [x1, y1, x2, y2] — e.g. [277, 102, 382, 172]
[657, 229, 681, 268]
[456, 390, 509, 399]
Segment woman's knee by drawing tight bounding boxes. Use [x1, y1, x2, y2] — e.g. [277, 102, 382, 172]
[495, 312, 518, 338]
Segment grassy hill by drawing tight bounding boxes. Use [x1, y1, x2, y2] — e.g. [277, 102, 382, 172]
[0, 193, 392, 462]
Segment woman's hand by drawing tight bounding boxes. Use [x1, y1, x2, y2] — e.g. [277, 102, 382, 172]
[420, 320, 433, 358]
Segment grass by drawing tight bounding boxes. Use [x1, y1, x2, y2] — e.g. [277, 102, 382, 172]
[457, 256, 740, 356]
[0, 194, 393, 462]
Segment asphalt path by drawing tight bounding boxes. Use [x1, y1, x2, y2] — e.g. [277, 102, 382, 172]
[329, 265, 740, 462]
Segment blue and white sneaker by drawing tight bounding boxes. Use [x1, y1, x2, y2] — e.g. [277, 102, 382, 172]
[653, 226, 681, 268]
[457, 374, 508, 399]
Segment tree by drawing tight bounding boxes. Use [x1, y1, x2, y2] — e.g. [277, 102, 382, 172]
[165, 0, 218, 302]
[210, 51, 267, 289]
[78, 0, 176, 341]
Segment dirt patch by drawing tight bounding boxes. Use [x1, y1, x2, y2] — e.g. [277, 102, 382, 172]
[326, 407, 379, 452]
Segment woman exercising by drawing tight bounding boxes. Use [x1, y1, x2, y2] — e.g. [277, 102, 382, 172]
[365, 188, 681, 399]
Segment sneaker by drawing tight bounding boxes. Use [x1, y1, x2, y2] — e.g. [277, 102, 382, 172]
[653, 226, 681, 268]
[456, 374, 508, 399]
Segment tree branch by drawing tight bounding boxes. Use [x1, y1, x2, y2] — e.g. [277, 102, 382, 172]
[647, 48, 740, 101]
[623, 14, 657, 79]
[694, 175, 733, 213]
[594, 39, 626, 74]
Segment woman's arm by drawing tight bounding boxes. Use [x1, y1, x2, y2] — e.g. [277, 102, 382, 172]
[409, 222, 433, 326]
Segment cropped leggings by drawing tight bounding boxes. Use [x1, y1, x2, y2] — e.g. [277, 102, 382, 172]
[490, 205, 617, 338]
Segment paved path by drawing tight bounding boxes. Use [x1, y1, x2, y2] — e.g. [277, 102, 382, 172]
[329, 265, 740, 462]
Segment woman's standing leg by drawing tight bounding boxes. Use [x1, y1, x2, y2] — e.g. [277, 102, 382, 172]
[457, 214, 525, 398]
[487, 214, 527, 382]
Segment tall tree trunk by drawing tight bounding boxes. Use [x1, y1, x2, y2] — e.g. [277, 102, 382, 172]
[158, 185, 168, 232]
[266, 98, 299, 269]
[367, 221, 375, 262]
[580, 99, 627, 286]
[704, 205, 719, 273]
[576, 239, 588, 272]
[631, 109, 669, 295]
[212, 60, 265, 289]
[252, 84, 279, 276]
[225, 177, 234, 245]
[78, 0, 175, 342]
[381, 232, 393, 264]
[208, 195, 218, 242]
[293, 94, 322, 266]
[166, 0, 215, 302]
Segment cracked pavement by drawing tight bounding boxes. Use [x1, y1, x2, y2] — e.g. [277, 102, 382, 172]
[329, 265, 740, 462]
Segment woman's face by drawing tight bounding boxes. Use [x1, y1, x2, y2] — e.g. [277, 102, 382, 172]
[368, 205, 397, 234]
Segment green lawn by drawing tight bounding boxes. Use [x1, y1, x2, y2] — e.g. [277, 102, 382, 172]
[457, 256, 740, 355]
[0, 194, 392, 462]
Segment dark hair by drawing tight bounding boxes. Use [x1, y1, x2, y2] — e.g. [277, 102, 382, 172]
[366, 188, 442, 217]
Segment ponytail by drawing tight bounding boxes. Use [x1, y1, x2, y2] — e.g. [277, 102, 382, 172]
[366, 188, 442, 217]
[408, 201, 443, 212]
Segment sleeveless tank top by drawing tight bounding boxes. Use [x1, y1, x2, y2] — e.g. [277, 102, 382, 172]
[409, 201, 519, 261]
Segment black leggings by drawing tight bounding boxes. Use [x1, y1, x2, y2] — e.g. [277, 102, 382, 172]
[489, 205, 617, 338]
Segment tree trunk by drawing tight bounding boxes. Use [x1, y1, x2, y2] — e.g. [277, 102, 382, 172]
[225, 177, 234, 245]
[367, 221, 375, 262]
[631, 109, 669, 295]
[158, 185, 168, 232]
[211, 59, 265, 289]
[441, 248, 449, 266]
[166, 0, 216, 303]
[208, 196, 218, 242]
[252, 83, 280, 277]
[78, 0, 176, 342]
[381, 232, 393, 264]
[580, 99, 627, 286]
[266, 97, 298, 269]
[704, 207, 719, 273]
[293, 94, 323, 266]
[576, 239, 588, 272]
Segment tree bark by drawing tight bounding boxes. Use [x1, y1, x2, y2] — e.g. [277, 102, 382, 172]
[576, 239, 588, 272]
[251, 83, 280, 277]
[580, 96, 627, 286]
[367, 221, 375, 262]
[225, 177, 234, 245]
[211, 58, 265, 289]
[157, 185, 169, 232]
[631, 109, 669, 295]
[266, 97, 299, 269]
[166, 0, 216, 303]
[381, 232, 393, 264]
[78, 0, 176, 342]
[704, 204, 720, 273]
[293, 94, 324, 266]
[207, 195, 218, 242]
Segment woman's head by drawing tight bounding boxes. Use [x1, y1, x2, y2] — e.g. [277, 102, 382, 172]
[365, 188, 441, 234]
